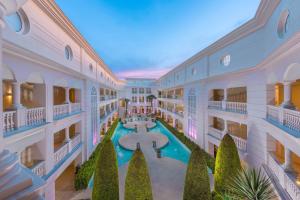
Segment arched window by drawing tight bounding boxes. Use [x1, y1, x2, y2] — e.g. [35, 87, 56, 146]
[5, 10, 29, 34]
[65, 45, 73, 61]
[188, 88, 197, 139]
[91, 87, 98, 145]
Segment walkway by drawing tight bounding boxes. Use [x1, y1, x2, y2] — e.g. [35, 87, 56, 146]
[118, 121, 188, 200]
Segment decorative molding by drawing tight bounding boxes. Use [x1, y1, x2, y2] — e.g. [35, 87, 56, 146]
[32, 0, 118, 81]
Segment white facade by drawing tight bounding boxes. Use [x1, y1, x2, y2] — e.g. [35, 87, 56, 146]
[0, 0, 120, 199]
[156, 0, 300, 199]
[1, 0, 300, 199]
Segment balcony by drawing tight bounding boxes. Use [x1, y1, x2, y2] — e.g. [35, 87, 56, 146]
[208, 101, 247, 114]
[230, 134, 247, 151]
[54, 134, 81, 166]
[3, 107, 46, 136]
[31, 160, 46, 177]
[53, 103, 81, 120]
[267, 153, 300, 200]
[208, 126, 223, 140]
[266, 105, 300, 137]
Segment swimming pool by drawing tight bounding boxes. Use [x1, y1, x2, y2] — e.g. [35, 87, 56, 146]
[149, 121, 191, 163]
[89, 121, 191, 189]
[112, 121, 191, 166]
[111, 123, 134, 166]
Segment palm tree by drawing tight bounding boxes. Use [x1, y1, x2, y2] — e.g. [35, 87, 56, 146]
[124, 98, 130, 117]
[146, 94, 156, 114]
[228, 168, 275, 200]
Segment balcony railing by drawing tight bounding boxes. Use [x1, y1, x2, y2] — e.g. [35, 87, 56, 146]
[267, 105, 300, 136]
[25, 107, 45, 126]
[70, 134, 81, 150]
[71, 103, 81, 113]
[208, 101, 222, 110]
[208, 101, 247, 114]
[267, 153, 300, 200]
[53, 104, 69, 119]
[208, 126, 223, 139]
[31, 160, 46, 177]
[226, 102, 247, 114]
[54, 143, 69, 165]
[230, 134, 247, 151]
[3, 111, 17, 132]
[3, 107, 47, 134]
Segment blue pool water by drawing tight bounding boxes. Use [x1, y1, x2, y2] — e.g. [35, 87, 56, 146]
[111, 123, 135, 166]
[111, 121, 191, 166]
[149, 121, 191, 163]
[88, 121, 192, 189]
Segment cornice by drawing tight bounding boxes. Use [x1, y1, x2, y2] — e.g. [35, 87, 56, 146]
[158, 0, 281, 81]
[32, 0, 118, 81]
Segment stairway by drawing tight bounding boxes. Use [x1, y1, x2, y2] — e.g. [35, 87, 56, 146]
[0, 149, 45, 200]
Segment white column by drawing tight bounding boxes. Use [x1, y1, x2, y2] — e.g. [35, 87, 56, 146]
[45, 180, 55, 200]
[222, 88, 227, 110]
[223, 120, 228, 136]
[12, 81, 23, 109]
[283, 147, 292, 172]
[46, 84, 53, 123]
[281, 81, 295, 109]
[65, 87, 70, 104]
[0, 8, 4, 151]
[65, 127, 70, 142]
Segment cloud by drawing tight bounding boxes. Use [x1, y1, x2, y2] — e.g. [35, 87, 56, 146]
[116, 68, 171, 79]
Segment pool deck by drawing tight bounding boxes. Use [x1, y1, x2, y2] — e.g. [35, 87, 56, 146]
[119, 122, 188, 200]
[118, 132, 169, 151]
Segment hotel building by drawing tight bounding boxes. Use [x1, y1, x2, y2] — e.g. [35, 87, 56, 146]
[1, 0, 300, 199]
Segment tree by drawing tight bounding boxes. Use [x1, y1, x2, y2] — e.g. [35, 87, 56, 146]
[183, 147, 211, 200]
[146, 94, 156, 114]
[92, 140, 119, 200]
[125, 149, 153, 200]
[124, 98, 130, 117]
[214, 134, 241, 194]
[228, 168, 275, 200]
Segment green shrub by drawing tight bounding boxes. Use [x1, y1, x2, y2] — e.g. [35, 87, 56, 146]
[157, 118, 215, 172]
[74, 118, 119, 190]
[125, 149, 153, 200]
[183, 148, 211, 200]
[214, 134, 241, 194]
[92, 140, 119, 200]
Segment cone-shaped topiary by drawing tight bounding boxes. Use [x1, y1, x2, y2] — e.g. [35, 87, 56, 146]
[214, 134, 241, 194]
[92, 140, 119, 200]
[125, 149, 153, 200]
[183, 147, 212, 200]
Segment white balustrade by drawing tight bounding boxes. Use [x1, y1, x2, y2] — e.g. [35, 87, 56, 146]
[230, 134, 247, 151]
[25, 107, 45, 126]
[54, 143, 69, 165]
[266, 105, 280, 122]
[53, 104, 69, 119]
[70, 134, 81, 150]
[283, 109, 300, 132]
[226, 102, 247, 114]
[267, 153, 300, 200]
[3, 111, 16, 132]
[31, 161, 46, 177]
[71, 103, 81, 113]
[208, 101, 222, 110]
[208, 126, 223, 139]
[266, 105, 300, 133]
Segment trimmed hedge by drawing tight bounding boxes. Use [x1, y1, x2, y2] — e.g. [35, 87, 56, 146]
[92, 140, 119, 200]
[214, 134, 241, 194]
[125, 149, 153, 200]
[183, 147, 211, 200]
[74, 118, 119, 190]
[157, 118, 215, 172]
